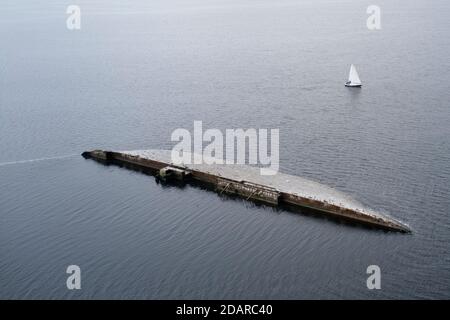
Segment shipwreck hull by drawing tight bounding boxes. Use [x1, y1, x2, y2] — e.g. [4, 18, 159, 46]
[82, 149, 410, 233]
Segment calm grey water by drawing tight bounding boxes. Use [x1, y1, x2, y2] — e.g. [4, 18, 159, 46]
[1, 0, 450, 299]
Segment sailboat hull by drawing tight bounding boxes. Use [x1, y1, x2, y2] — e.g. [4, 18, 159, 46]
[345, 83, 362, 87]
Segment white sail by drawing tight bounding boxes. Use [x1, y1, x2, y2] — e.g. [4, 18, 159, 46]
[348, 64, 361, 85]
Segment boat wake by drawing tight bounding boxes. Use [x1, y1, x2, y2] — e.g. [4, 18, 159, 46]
[0, 154, 77, 167]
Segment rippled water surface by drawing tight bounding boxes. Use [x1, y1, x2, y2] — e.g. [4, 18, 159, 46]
[1, 0, 450, 298]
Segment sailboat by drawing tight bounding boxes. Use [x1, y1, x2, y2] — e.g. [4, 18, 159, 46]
[345, 64, 362, 87]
